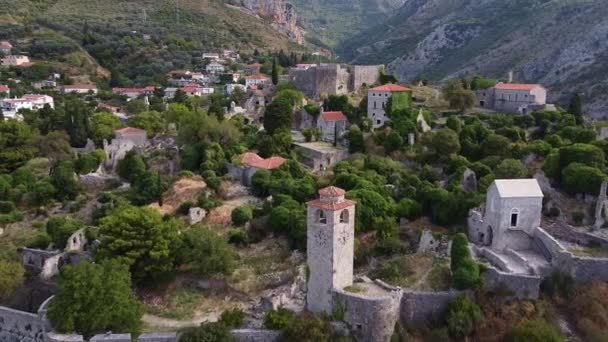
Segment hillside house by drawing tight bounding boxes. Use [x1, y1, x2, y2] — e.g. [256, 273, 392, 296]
[0, 41, 12, 55]
[222, 50, 240, 60]
[191, 72, 208, 82]
[104, 127, 148, 170]
[476, 83, 549, 114]
[202, 52, 220, 60]
[293, 141, 349, 172]
[2, 55, 30, 66]
[60, 84, 98, 95]
[206, 62, 225, 73]
[0, 94, 54, 120]
[244, 63, 262, 75]
[245, 74, 271, 88]
[317, 110, 348, 143]
[228, 152, 286, 186]
[367, 84, 413, 129]
[225, 83, 246, 95]
[32, 80, 57, 89]
[112, 86, 155, 99]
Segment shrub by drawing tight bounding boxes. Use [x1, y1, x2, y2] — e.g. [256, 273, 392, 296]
[231, 206, 253, 226]
[46, 216, 84, 249]
[446, 296, 483, 338]
[178, 201, 195, 215]
[540, 272, 574, 299]
[178, 322, 235, 342]
[450, 233, 480, 290]
[281, 312, 334, 341]
[219, 308, 245, 328]
[227, 228, 249, 246]
[561, 163, 606, 195]
[264, 308, 295, 330]
[572, 211, 585, 225]
[0, 201, 15, 214]
[508, 320, 563, 342]
[26, 232, 51, 249]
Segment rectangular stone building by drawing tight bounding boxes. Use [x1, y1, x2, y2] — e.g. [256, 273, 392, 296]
[476, 83, 548, 114]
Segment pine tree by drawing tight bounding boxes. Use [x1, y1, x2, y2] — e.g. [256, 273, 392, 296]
[271, 58, 279, 85]
[568, 92, 583, 124]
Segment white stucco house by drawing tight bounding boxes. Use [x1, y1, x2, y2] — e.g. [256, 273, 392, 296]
[477, 83, 549, 114]
[367, 84, 412, 129]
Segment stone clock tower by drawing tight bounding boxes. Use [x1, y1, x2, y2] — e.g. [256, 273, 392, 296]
[306, 186, 356, 314]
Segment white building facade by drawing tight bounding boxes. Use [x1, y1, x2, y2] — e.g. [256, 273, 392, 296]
[367, 84, 412, 129]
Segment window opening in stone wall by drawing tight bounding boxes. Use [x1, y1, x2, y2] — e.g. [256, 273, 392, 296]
[317, 210, 327, 224]
[340, 210, 349, 223]
[510, 209, 519, 227]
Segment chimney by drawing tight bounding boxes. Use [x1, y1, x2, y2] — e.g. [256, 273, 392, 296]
[508, 71, 514, 83]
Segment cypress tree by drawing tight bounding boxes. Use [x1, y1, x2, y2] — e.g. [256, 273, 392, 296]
[271, 58, 279, 85]
[568, 92, 583, 124]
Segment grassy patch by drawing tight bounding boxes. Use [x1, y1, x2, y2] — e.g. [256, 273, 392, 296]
[145, 287, 206, 320]
[370, 253, 451, 291]
[344, 284, 367, 294]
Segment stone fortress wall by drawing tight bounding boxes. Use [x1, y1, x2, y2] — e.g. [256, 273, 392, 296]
[289, 64, 382, 99]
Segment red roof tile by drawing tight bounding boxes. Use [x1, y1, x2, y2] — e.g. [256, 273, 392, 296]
[322, 111, 347, 122]
[319, 186, 346, 196]
[494, 83, 543, 91]
[246, 74, 270, 80]
[307, 199, 356, 211]
[0, 85, 8, 91]
[240, 152, 286, 170]
[370, 84, 412, 92]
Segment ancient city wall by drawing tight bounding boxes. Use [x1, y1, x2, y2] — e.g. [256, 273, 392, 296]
[0, 306, 47, 342]
[482, 265, 541, 299]
[350, 65, 382, 91]
[399, 289, 468, 327]
[231, 329, 281, 342]
[333, 287, 401, 342]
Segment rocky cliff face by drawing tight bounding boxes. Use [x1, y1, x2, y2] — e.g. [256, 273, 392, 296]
[233, 0, 303, 44]
[338, 0, 608, 118]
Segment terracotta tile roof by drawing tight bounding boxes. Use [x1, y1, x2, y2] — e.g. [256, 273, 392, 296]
[370, 84, 412, 92]
[246, 63, 263, 68]
[240, 152, 286, 170]
[0, 85, 8, 92]
[100, 103, 120, 112]
[494, 83, 543, 91]
[322, 111, 347, 122]
[0, 43, 12, 49]
[307, 199, 356, 211]
[319, 186, 346, 196]
[115, 127, 146, 134]
[246, 74, 270, 80]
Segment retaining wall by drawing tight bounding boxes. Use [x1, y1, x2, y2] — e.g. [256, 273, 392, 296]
[399, 289, 468, 328]
[231, 329, 281, 342]
[0, 306, 46, 342]
[482, 266, 541, 299]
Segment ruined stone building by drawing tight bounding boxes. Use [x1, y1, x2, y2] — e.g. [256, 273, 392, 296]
[476, 83, 554, 114]
[289, 64, 382, 99]
[293, 142, 348, 172]
[227, 152, 286, 186]
[103, 127, 148, 171]
[468, 179, 608, 298]
[367, 84, 412, 129]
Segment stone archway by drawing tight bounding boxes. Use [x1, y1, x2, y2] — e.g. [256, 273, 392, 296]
[485, 225, 493, 246]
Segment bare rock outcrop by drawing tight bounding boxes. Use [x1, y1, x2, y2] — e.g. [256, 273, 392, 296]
[231, 0, 303, 44]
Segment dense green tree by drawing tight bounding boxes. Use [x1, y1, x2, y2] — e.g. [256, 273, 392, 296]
[47, 260, 143, 338]
[446, 115, 463, 133]
[559, 143, 605, 170]
[495, 159, 528, 179]
[64, 97, 92, 147]
[482, 134, 512, 158]
[443, 80, 475, 112]
[561, 163, 607, 195]
[347, 189, 395, 232]
[446, 296, 483, 338]
[271, 58, 279, 85]
[268, 200, 307, 250]
[568, 92, 583, 124]
[508, 320, 563, 342]
[257, 130, 292, 158]
[51, 161, 79, 201]
[430, 128, 461, 157]
[263, 98, 293, 134]
[34, 131, 73, 166]
[347, 125, 365, 153]
[275, 89, 304, 107]
[46, 216, 84, 249]
[125, 99, 147, 115]
[450, 233, 480, 289]
[116, 152, 147, 183]
[128, 111, 165, 137]
[74, 150, 106, 175]
[90, 112, 122, 144]
[130, 170, 164, 205]
[178, 226, 237, 277]
[384, 131, 404, 153]
[323, 95, 355, 120]
[231, 206, 253, 226]
[96, 206, 182, 281]
[179, 322, 235, 342]
[0, 261, 24, 300]
[0, 120, 38, 173]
